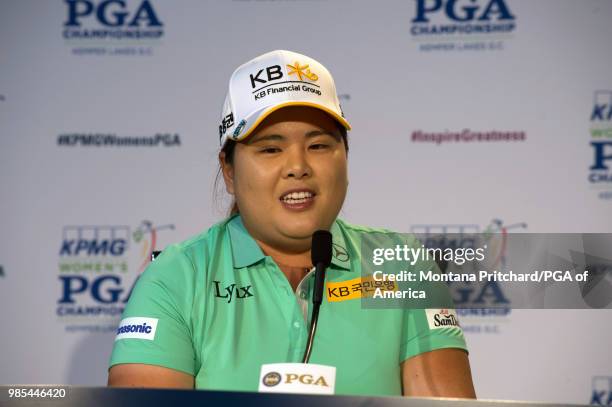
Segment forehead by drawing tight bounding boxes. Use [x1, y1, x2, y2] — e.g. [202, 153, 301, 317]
[248, 106, 340, 140]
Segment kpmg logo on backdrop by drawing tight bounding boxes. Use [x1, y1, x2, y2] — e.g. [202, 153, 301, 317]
[591, 376, 612, 406]
[410, 0, 517, 52]
[56, 220, 174, 333]
[411, 219, 527, 334]
[62, 0, 164, 56]
[589, 90, 612, 201]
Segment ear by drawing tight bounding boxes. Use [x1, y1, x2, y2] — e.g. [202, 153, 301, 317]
[219, 151, 235, 195]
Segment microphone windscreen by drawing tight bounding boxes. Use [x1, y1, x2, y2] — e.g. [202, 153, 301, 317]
[311, 230, 333, 267]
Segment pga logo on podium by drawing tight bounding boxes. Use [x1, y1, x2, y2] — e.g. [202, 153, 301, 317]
[259, 363, 336, 395]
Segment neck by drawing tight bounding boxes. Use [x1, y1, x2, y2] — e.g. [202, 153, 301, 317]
[255, 238, 312, 268]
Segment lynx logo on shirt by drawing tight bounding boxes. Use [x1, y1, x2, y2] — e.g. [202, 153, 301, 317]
[115, 317, 158, 341]
[213, 281, 254, 303]
[426, 308, 461, 330]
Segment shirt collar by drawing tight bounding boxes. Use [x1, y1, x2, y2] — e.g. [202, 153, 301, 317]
[227, 214, 351, 270]
[329, 220, 351, 270]
[227, 215, 265, 268]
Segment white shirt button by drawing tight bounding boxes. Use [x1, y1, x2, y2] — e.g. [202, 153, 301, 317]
[293, 321, 300, 329]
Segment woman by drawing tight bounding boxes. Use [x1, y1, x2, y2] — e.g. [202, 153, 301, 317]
[108, 50, 476, 398]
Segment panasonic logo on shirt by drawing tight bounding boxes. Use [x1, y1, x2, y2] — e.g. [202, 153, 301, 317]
[115, 317, 158, 341]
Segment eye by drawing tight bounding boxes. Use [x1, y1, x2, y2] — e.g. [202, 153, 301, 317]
[260, 146, 281, 154]
[309, 143, 329, 150]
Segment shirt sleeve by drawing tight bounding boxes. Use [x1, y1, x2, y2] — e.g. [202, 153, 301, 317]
[399, 257, 468, 362]
[399, 306, 468, 363]
[109, 244, 196, 375]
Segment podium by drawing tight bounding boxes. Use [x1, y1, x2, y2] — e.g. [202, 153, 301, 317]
[0, 387, 586, 407]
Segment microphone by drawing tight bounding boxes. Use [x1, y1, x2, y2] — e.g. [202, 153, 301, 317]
[302, 230, 332, 363]
[312, 230, 333, 305]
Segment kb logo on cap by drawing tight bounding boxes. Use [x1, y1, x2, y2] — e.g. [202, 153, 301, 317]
[250, 65, 283, 89]
[250, 62, 318, 90]
[287, 62, 318, 82]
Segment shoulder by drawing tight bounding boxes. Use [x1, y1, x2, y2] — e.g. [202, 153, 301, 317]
[176, 216, 233, 251]
[334, 218, 422, 254]
[335, 218, 417, 241]
[335, 218, 396, 235]
[140, 217, 235, 283]
[160, 216, 234, 262]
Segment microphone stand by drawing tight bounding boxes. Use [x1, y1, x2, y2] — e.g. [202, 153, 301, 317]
[302, 261, 326, 363]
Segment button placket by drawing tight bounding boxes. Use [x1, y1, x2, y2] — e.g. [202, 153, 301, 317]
[265, 259, 314, 358]
[264, 258, 297, 326]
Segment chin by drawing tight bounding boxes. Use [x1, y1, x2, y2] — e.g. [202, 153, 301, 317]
[278, 217, 322, 240]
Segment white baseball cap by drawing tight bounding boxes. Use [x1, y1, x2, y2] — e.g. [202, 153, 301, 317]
[218, 50, 351, 146]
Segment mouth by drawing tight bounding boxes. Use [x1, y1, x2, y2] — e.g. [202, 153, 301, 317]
[279, 189, 316, 210]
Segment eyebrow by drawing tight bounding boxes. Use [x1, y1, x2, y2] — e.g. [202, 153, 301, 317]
[248, 130, 340, 144]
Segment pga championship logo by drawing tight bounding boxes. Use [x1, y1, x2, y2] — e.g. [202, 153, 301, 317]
[410, 0, 516, 52]
[62, 0, 164, 56]
[56, 221, 174, 332]
[588, 90, 612, 200]
[411, 219, 526, 334]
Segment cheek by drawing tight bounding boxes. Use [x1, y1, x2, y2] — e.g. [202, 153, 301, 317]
[334, 170, 349, 201]
[233, 159, 277, 205]
[322, 157, 349, 198]
[333, 152, 349, 185]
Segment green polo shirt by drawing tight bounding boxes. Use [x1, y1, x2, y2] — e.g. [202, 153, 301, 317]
[109, 215, 467, 396]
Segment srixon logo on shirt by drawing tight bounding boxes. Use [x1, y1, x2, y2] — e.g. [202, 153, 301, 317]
[213, 281, 253, 303]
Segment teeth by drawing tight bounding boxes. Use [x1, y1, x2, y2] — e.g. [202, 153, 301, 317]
[282, 191, 313, 202]
[284, 198, 307, 204]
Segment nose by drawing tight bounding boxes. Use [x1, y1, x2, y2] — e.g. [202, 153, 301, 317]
[283, 147, 312, 179]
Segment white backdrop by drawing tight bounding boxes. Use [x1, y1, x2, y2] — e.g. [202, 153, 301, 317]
[1, 0, 611, 404]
